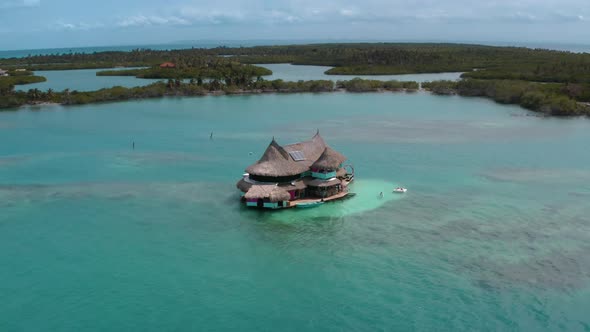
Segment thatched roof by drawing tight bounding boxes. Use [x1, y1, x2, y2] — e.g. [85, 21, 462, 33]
[244, 185, 291, 202]
[236, 178, 253, 192]
[246, 132, 327, 177]
[306, 178, 342, 187]
[311, 146, 347, 170]
[238, 176, 308, 192]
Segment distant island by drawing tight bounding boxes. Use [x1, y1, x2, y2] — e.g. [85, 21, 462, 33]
[1, 43, 590, 116]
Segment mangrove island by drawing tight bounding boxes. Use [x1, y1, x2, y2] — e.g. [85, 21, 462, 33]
[2, 43, 590, 116]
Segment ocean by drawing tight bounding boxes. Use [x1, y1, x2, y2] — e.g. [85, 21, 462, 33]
[1, 92, 590, 331]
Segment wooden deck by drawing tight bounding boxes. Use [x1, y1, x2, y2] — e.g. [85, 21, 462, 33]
[286, 178, 353, 208]
[288, 191, 349, 207]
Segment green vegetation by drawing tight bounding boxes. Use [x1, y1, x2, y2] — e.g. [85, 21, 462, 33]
[0, 74, 47, 108]
[0, 75, 46, 87]
[250, 79, 334, 92]
[213, 44, 590, 81]
[423, 79, 590, 116]
[2, 43, 590, 116]
[421, 80, 460, 95]
[0, 51, 159, 70]
[97, 63, 271, 81]
[3, 43, 589, 83]
[0, 49, 257, 71]
[0, 67, 48, 109]
[337, 78, 419, 92]
[0, 86, 55, 109]
[461, 64, 590, 83]
[0, 78, 424, 110]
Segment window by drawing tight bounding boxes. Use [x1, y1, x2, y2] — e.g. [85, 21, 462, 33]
[288, 151, 306, 161]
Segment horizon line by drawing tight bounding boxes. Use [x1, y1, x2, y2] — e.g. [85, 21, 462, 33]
[2, 39, 590, 54]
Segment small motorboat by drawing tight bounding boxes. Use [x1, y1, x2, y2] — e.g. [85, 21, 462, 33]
[296, 201, 325, 208]
[393, 187, 407, 193]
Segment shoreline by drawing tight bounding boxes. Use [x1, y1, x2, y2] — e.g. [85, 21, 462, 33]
[5, 87, 587, 119]
[25, 101, 61, 106]
[2, 76, 589, 117]
[12, 88, 418, 108]
[3, 43, 590, 116]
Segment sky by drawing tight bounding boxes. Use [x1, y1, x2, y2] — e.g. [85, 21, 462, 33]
[1, 0, 589, 50]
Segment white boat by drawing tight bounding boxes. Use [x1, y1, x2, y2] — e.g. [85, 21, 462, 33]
[393, 187, 407, 193]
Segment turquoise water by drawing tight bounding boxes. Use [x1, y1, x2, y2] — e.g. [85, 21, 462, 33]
[15, 68, 159, 92]
[257, 63, 463, 82]
[1, 92, 590, 331]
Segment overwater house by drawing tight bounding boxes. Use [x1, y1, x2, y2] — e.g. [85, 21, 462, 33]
[237, 132, 353, 209]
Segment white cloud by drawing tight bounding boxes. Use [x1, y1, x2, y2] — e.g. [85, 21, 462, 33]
[53, 21, 104, 31]
[42, 0, 590, 33]
[178, 8, 246, 24]
[4, 0, 590, 49]
[117, 15, 190, 27]
[174, 7, 303, 25]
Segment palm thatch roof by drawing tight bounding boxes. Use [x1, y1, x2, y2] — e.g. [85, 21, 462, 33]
[236, 177, 307, 193]
[245, 132, 327, 177]
[236, 178, 253, 192]
[238, 177, 306, 192]
[311, 146, 347, 170]
[244, 185, 291, 202]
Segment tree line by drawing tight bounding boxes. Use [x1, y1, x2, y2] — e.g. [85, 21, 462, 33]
[422, 79, 589, 116]
[0, 78, 422, 110]
[3, 43, 590, 116]
[97, 62, 272, 83]
[3, 43, 590, 84]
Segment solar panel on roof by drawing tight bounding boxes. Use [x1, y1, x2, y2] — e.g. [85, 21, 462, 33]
[289, 150, 306, 161]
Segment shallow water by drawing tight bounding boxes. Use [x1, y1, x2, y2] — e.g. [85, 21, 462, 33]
[15, 68, 159, 92]
[1, 92, 590, 331]
[257, 63, 463, 82]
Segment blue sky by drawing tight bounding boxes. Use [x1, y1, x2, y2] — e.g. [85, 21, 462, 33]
[1, 0, 589, 50]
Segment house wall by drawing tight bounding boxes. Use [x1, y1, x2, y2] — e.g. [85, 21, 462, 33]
[312, 171, 337, 179]
[245, 201, 287, 209]
[263, 202, 279, 209]
[307, 185, 342, 198]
